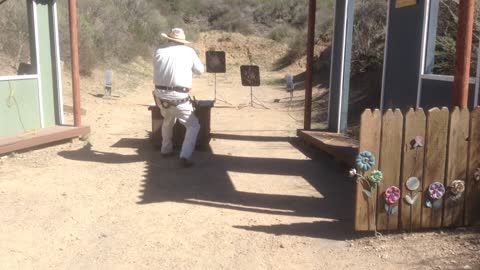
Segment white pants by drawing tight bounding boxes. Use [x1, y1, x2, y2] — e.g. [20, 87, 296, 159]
[159, 101, 200, 159]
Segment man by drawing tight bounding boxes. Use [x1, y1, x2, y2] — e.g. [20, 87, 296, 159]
[153, 28, 205, 167]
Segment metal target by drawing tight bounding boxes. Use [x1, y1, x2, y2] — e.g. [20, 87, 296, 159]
[206, 51, 226, 73]
[240, 65, 260, 87]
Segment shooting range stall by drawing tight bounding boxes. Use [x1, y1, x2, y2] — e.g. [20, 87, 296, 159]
[0, 0, 89, 155]
[298, 0, 480, 167]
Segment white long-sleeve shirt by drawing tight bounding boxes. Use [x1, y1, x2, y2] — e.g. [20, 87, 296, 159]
[153, 42, 204, 100]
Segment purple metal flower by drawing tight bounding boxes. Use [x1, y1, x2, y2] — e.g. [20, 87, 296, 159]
[428, 182, 445, 200]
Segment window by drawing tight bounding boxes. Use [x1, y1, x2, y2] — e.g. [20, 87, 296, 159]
[0, 0, 37, 77]
[428, 0, 480, 76]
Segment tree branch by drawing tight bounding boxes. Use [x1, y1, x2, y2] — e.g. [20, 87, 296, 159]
[440, 0, 480, 41]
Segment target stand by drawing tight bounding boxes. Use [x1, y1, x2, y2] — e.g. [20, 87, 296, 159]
[238, 65, 266, 109]
[206, 51, 231, 105]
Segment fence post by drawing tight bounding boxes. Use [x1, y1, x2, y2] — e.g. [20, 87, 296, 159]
[355, 109, 382, 231]
[466, 107, 480, 225]
[443, 107, 470, 227]
[422, 107, 449, 229]
[377, 109, 403, 231]
[400, 108, 426, 230]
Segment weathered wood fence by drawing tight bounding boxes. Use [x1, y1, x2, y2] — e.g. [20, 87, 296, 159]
[355, 107, 480, 231]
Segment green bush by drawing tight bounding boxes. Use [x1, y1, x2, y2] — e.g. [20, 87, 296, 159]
[211, 10, 253, 34]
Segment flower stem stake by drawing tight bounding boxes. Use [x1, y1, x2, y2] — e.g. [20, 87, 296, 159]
[384, 186, 400, 234]
[404, 177, 421, 232]
[403, 135, 423, 232]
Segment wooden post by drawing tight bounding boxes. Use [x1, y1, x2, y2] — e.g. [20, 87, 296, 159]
[355, 109, 382, 231]
[400, 108, 426, 231]
[422, 108, 449, 229]
[69, 0, 81, 127]
[466, 107, 480, 225]
[453, 0, 475, 108]
[304, 0, 316, 130]
[377, 109, 403, 231]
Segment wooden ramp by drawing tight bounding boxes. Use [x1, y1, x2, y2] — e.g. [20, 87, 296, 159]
[297, 129, 358, 167]
[0, 125, 90, 156]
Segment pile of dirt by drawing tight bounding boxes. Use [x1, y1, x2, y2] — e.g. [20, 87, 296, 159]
[194, 31, 290, 69]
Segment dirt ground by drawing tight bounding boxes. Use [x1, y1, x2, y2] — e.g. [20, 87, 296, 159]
[1, 59, 479, 269]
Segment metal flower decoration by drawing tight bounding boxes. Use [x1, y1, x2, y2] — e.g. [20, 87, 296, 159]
[451, 180, 465, 195]
[348, 151, 382, 236]
[356, 151, 375, 171]
[349, 152, 382, 198]
[384, 186, 400, 215]
[349, 168, 357, 178]
[426, 181, 445, 209]
[474, 168, 480, 182]
[448, 180, 465, 202]
[413, 135, 424, 148]
[404, 177, 421, 206]
[367, 170, 383, 186]
[406, 177, 420, 191]
[428, 182, 446, 200]
[385, 186, 401, 204]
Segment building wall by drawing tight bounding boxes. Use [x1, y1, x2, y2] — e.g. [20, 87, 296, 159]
[0, 0, 61, 137]
[0, 79, 41, 136]
[36, 2, 57, 128]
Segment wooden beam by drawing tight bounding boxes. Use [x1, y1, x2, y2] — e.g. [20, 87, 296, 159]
[304, 0, 316, 130]
[297, 129, 358, 167]
[453, 0, 475, 108]
[328, 0, 354, 133]
[0, 126, 90, 156]
[69, 0, 82, 126]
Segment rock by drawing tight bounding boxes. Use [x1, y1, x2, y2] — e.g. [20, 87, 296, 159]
[450, 260, 457, 264]
[280, 244, 285, 248]
[349, 243, 354, 247]
[463, 265, 472, 269]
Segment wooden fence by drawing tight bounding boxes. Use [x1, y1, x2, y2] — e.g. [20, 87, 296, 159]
[355, 107, 480, 232]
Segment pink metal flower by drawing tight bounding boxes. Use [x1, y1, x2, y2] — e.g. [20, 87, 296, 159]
[384, 186, 401, 204]
[428, 182, 445, 200]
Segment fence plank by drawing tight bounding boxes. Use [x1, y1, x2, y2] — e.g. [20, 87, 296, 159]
[355, 109, 382, 231]
[466, 107, 480, 225]
[422, 107, 449, 229]
[377, 109, 403, 231]
[443, 108, 469, 227]
[400, 108, 426, 230]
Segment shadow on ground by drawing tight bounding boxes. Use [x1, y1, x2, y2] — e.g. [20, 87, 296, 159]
[58, 133, 355, 240]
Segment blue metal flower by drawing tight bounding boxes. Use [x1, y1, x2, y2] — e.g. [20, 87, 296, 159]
[356, 151, 375, 171]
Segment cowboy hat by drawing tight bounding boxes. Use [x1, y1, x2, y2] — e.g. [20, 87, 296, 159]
[161, 28, 191, 44]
